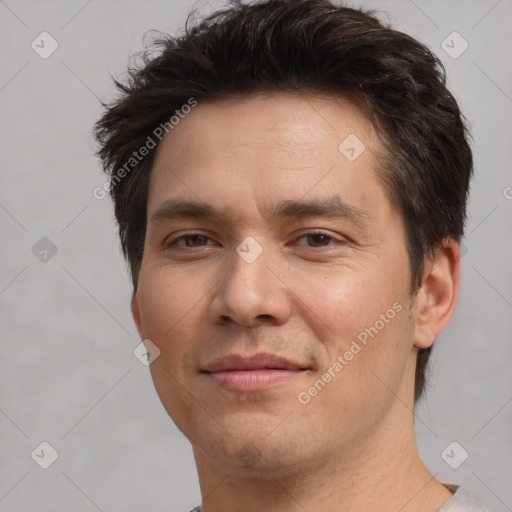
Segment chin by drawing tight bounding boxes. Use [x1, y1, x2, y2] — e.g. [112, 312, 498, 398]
[192, 417, 326, 480]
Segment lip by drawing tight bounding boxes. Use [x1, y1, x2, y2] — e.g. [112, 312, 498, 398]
[204, 353, 305, 372]
[202, 353, 308, 391]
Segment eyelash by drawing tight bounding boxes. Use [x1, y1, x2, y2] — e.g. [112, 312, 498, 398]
[165, 231, 345, 250]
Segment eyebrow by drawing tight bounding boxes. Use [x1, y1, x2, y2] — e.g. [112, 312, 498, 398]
[150, 195, 370, 228]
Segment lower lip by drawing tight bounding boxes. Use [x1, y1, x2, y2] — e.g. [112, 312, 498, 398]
[206, 369, 303, 391]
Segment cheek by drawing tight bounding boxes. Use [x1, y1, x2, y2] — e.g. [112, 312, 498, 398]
[136, 266, 204, 356]
[301, 303, 414, 442]
[282, 258, 408, 341]
[289, 262, 414, 411]
[139, 260, 205, 314]
[137, 267, 209, 428]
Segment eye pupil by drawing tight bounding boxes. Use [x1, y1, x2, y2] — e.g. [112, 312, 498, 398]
[187, 235, 207, 246]
[307, 234, 330, 247]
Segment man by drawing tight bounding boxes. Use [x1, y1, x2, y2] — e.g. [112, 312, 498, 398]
[94, 1, 488, 510]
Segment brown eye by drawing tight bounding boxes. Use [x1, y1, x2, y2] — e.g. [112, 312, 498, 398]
[305, 233, 333, 247]
[292, 230, 350, 251]
[182, 235, 209, 247]
[167, 234, 213, 248]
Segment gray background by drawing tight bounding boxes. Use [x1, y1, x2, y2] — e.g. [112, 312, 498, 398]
[1, 0, 511, 511]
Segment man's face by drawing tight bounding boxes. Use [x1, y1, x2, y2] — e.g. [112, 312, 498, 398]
[132, 93, 419, 475]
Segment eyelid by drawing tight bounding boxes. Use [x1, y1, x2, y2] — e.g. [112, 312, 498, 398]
[291, 230, 346, 247]
[164, 231, 219, 248]
[165, 229, 347, 249]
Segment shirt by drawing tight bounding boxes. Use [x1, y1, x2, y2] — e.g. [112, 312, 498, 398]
[187, 484, 490, 511]
[439, 485, 490, 511]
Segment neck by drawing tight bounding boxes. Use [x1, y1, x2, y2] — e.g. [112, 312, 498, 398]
[192, 401, 453, 512]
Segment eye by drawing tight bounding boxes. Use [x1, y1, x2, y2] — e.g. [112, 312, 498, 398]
[294, 231, 340, 248]
[165, 230, 345, 251]
[167, 234, 215, 248]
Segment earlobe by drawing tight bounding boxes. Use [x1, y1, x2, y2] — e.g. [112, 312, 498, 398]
[413, 238, 461, 349]
[131, 292, 145, 340]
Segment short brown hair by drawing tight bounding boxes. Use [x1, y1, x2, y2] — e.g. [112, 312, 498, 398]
[94, 0, 473, 401]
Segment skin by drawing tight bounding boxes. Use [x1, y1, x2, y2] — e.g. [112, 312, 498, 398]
[131, 93, 461, 512]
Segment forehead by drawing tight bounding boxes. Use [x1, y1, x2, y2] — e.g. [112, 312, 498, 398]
[148, 93, 390, 224]
[154, 92, 379, 168]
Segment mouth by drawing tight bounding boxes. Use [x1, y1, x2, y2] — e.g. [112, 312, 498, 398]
[201, 353, 309, 392]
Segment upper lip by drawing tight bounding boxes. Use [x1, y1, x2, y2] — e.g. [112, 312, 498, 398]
[203, 353, 307, 373]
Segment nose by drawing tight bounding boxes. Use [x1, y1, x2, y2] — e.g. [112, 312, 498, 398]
[208, 241, 291, 328]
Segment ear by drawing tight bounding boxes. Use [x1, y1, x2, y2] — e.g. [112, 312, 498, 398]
[131, 292, 145, 340]
[413, 237, 461, 349]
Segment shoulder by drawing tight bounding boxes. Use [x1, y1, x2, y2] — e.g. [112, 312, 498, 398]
[439, 484, 491, 512]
